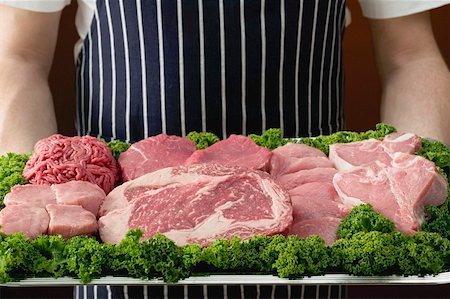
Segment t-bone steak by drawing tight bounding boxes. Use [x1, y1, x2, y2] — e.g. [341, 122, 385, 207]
[99, 164, 292, 246]
[119, 134, 197, 181]
[333, 152, 448, 234]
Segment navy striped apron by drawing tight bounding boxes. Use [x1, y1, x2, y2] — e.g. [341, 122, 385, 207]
[75, 0, 346, 298]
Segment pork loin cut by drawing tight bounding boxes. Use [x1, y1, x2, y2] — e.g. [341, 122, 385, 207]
[119, 134, 196, 181]
[99, 164, 292, 246]
[184, 135, 272, 171]
[51, 180, 106, 217]
[329, 133, 422, 171]
[382, 132, 422, 154]
[333, 153, 448, 234]
[275, 167, 338, 191]
[4, 184, 56, 208]
[0, 204, 49, 239]
[289, 217, 342, 246]
[46, 204, 98, 239]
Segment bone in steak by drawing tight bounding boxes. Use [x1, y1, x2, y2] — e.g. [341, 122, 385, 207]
[46, 204, 98, 239]
[99, 163, 292, 246]
[183, 135, 273, 171]
[275, 167, 338, 191]
[333, 152, 448, 234]
[119, 134, 196, 181]
[271, 142, 327, 159]
[329, 132, 422, 171]
[0, 204, 49, 239]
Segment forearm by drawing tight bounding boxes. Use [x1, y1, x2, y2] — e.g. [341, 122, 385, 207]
[380, 55, 450, 145]
[0, 58, 57, 156]
[369, 12, 450, 144]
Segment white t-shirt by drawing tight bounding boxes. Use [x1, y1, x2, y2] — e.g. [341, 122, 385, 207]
[1, 0, 449, 58]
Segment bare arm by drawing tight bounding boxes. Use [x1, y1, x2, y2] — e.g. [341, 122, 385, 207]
[369, 11, 450, 145]
[0, 4, 62, 156]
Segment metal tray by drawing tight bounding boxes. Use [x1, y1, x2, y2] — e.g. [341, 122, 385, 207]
[3, 272, 450, 287]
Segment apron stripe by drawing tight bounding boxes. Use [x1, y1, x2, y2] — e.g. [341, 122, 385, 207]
[177, 0, 186, 137]
[336, 0, 345, 131]
[198, 0, 207, 132]
[136, 0, 149, 138]
[278, 0, 285, 134]
[239, 0, 247, 135]
[218, 0, 227, 139]
[294, 0, 304, 137]
[307, 0, 319, 137]
[156, 0, 167, 134]
[104, 0, 117, 140]
[260, 0, 266, 133]
[93, 7, 104, 139]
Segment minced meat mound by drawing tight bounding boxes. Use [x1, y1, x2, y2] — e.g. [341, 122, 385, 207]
[23, 134, 118, 193]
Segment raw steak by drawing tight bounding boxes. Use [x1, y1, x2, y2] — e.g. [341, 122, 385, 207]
[4, 184, 56, 208]
[275, 167, 338, 191]
[184, 135, 272, 171]
[329, 133, 422, 171]
[289, 217, 342, 246]
[333, 153, 448, 234]
[52, 180, 106, 217]
[46, 204, 98, 239]
[0, 204, 49, 239]
[98, 164, 292, 246]
[119, 134, 196, 181]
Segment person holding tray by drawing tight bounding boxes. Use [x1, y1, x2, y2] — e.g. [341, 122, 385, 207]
[1, 0, 450, 298]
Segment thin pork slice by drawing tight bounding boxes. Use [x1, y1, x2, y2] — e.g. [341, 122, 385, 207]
[272, 143, 327, 159]
[289, 182, 348, 221]
[289, 217, 342, 246]
[0, 204, 49, 239]
[119, 134, 196, 181]
[184, 135, 272, 171]
[99, 164, 292, 246]
[52, 180, 106, 217]
[4, 184, 56, 208]
[270, 155, 334, 179]
[275, 167, 338, 190]
[46, 204, 98, 239]
[333, 153, 448, 234]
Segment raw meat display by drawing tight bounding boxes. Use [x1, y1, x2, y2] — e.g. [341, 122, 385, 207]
[334, 152, 448, 234]
[22, 134, 119, 193]
[184, 135, 273, 171]
[119, 134, 196, 181]
[99, 163, 292, 246]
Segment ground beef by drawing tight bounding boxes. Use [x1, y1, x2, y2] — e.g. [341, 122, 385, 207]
[23, 134, 118, 193]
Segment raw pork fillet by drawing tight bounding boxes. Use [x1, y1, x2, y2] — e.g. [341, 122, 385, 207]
[4, 184, 56, 208]
[329, 132, 422, 171]
[0, 204, 49, 239]
[333, 153, 448, 234]
[270, 156, 333, 179]
[184, 135, 272, 171]
[119, 134, 196, 181]
[99, 164, 292, 246]
[46, 204, 98, 239]
[51, 180, 106, 217]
